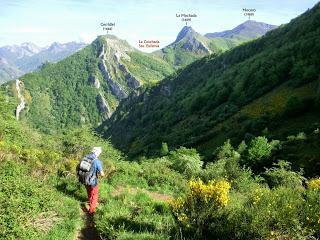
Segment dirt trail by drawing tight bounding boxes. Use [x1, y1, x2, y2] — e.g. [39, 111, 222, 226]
[75, 203, 101, 240]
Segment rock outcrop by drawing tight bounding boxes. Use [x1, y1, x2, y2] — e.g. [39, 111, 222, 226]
[15, 79, 25, 120]
[88, 75, 100, 89]
[98, 61, 128, 99]
[96, 93, 112, 119]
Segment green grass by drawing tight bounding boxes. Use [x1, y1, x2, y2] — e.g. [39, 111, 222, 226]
[95, 190, 174, 239]
[0, 161, 80, 240]
[123, 52, 174, 85]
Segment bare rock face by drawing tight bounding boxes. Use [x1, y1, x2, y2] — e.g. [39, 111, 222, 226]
[98, 61, 128, 99]
[96, 93, 112, 119]
[174, 26, 211, 54]
[15, 79, 26, 120]
[181, 37, 211, 54]
[88, 75, 100, 89]
[98, 39, 132, 100]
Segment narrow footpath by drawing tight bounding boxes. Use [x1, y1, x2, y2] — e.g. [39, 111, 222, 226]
[75, 203, 101, 240]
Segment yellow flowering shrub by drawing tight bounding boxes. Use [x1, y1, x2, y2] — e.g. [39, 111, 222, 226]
[250, 187, 270, 206]
[307, 177, 320, 190]
[188, 179, 230, 206]
[170, 178, 231, 233]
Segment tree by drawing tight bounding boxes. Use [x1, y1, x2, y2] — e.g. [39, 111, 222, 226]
[246, 136, 273, 166]
[169, 147, 203, 179]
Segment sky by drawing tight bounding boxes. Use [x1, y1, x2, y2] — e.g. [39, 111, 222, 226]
[0, 0, 318, 52]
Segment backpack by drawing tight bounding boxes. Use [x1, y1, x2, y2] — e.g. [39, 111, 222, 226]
[77, 155, 96, 186]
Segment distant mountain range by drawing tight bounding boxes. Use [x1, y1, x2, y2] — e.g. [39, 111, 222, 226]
[0, 42, 87, 84]
[0, 20, 276, 85]
[155, 20, 277, 68]
[5, 19, 277, 131]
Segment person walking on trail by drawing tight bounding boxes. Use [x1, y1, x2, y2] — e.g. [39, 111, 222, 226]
[77, 147, 105, 216]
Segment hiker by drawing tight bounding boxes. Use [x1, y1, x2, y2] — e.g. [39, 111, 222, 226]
[77, 147, 105, 215]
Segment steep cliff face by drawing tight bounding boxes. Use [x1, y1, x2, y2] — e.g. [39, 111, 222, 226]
[15, 79, 25, 120]
[97, 36, 143, 99]
[96, 93, 112, 120]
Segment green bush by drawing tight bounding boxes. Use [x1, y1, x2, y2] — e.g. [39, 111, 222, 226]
[264, 160, 305, 189]
[244, 136, 274, 169]
[167, 147, 203, 179]
[160, 142, 169, 156]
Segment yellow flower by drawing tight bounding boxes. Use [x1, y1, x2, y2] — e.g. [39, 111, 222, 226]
[177, 213, 188, 223]
[170, 179, 231, 224]
[307, 177, 320, 190]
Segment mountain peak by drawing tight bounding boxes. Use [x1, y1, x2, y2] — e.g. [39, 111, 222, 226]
[175, 26, 198, 43]
[205, 20, 277, 39]
[237, 20, 277, 31]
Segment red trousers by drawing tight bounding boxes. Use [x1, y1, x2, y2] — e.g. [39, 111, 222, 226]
[86, 185, 99, 215]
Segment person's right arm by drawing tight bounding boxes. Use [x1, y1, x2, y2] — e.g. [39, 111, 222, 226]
[97, 160, 105, 177]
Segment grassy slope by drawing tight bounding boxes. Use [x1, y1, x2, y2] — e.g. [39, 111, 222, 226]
[103, 3, 320, 160]
[0, 91, 81, 239]
[122, 51, 174, 86]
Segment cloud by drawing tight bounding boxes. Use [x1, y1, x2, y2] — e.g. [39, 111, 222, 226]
[78, 32, 97, 44]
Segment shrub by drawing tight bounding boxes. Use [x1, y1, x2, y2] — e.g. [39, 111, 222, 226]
[167, 147, 203, 179]
[160, 142, 169, 156]
[304, 189, 320, 237]
[237, 140, 247, 154]
[170, 179, 231, 238]
[244, 136, 273, 169]
[307, 177, 320, 190]
[247, 136, 273, 161]
[264, 160, 305, 189]
[287, 132, 307, 141]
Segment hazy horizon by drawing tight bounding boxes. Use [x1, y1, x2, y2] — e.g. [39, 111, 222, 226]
[0, 0, 318, 52]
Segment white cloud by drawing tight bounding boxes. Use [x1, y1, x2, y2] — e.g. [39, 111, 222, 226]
[78, 32, 98, 44]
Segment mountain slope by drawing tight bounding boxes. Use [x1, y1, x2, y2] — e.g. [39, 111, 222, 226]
[205, 20, 277, 39]
[102, 3, 320, 158]
[14, 35, 174, 132]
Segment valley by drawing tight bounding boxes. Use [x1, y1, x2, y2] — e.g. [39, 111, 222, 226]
[0, 1, 320, 240]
